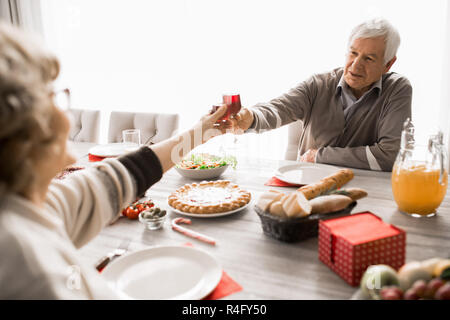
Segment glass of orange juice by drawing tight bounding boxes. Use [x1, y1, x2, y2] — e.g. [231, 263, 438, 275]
[391, 119, 448, 218]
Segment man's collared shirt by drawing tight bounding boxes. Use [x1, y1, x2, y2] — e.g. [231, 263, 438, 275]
[336, 75, 382, 122]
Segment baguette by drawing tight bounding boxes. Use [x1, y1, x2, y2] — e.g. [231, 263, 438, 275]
[328, 169, 354, 188]
[298, 168, 354, 200]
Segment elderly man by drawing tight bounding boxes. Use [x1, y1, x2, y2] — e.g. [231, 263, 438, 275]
[229, 18, 411, 171]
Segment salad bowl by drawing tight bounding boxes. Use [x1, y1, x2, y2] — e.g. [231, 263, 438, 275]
[174, 153, 236, 180]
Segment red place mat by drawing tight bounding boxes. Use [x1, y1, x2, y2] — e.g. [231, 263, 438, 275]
[203, 271, 243, 300]
[264, 176, 304, 187]
[183, 242, 242, 299]
[88, 153, 106, 162]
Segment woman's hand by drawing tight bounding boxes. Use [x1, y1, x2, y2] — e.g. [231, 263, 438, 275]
[196, 104, 228, 143]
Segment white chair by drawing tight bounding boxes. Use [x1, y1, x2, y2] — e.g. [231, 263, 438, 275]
[108, 111, 179, 145]
[284, 120, 303, 160]
[67, 108, 101, 143]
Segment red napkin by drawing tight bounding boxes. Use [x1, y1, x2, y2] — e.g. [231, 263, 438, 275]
[322, 212, 403, 245]
[183, 242, 243, 299]
[203, 271, 243, 300]
[264, 176, 304, 187]
[88, 153, 106, 162]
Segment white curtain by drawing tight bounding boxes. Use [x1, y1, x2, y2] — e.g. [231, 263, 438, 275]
[0, 0, 12, 23]
[0, 0, 44, 35]
[441, 0, 450, 169]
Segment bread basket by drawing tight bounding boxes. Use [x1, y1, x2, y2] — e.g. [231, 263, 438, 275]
[254, 201, 356, 243]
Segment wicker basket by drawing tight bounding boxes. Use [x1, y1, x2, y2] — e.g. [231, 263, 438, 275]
[255, 202, 357, 243]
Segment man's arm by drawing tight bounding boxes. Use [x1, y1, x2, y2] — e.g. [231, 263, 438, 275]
[314, 82, 412, 171]
[242, 76, 317, 133]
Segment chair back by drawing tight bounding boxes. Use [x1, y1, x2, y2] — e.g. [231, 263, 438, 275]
[285, 120, 303, 160]
[67, 108, 101, 143]
[108, 111, 179, 144]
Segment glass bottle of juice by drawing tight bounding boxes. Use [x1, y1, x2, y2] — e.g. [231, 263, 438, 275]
[391, 119, 448, 217]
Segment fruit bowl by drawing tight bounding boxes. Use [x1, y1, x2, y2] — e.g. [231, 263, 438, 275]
[174, 164, 229, 180]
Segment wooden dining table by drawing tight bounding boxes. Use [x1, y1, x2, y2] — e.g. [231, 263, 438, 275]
[73, 144, 450, 300]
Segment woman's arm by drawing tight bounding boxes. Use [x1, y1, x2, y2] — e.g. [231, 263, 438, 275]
[45, 106, 228, 248]
[151, 105, 227, 173]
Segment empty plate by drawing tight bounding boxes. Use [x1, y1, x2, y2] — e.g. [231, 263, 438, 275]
[88, 143, 138, 158]
[275, 163, 339, 185]
[102, 245, 222, 300]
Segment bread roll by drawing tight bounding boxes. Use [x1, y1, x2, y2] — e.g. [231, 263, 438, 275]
[282, 191, 311, 218]
[309, 195, 354, 214]
[269, 201, 287, 218]
[256, 190, 284, 211]
[340, 188, 368, 201]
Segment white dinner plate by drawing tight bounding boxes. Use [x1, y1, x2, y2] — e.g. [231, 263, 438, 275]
[102, 246, 222, 300]
[88, 143, 138, 158]
[168, 201, 251, 218]
[275, 163, 340, 185]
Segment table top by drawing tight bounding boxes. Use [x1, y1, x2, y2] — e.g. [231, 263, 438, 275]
[75, 148, 450, 300]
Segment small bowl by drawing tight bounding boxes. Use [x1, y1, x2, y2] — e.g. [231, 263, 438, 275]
[139, 209, 167, 230]
[174, 164, 229, 180]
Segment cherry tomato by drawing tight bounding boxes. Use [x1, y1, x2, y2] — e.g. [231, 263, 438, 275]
[127, 208, 140, 219]
[121, 199, 155, 219]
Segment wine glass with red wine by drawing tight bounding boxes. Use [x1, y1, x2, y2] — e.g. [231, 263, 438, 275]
[210, 94, 242, 160]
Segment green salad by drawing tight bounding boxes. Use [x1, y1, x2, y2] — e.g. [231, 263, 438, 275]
[176, 153, 237, 170]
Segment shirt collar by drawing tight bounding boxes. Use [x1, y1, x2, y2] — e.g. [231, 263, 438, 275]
[336, 74, 383, 98]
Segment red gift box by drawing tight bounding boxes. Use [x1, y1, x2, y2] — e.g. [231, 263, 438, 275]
[318, 212, 406, 287]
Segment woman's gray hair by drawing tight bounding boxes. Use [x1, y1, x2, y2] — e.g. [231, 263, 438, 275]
[348, 18, 401, 64]
[0, 23, 60, 195]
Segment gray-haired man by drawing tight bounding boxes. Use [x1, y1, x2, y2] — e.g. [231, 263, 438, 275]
[229, 18, 411, 171]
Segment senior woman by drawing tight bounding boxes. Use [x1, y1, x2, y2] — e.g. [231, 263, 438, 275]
[0, 23, 227, 299]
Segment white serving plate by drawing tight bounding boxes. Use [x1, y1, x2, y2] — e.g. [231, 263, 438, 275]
[275, 163, 340, 185]
[102, 246, 222, 300]
[88, 143, 139, 158]
[168, 200, 251, 218]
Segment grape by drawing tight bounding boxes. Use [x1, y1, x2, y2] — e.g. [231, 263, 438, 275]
[424, 278, 445, 299]
[435, 283, 450, 300]
[404, 288, 420, 300]
[411, 279, 427, 297]
[380, 286, 403, 300]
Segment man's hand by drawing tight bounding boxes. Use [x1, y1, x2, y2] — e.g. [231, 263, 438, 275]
[226, 108, 254, 135]
[300, 149, 317, 163]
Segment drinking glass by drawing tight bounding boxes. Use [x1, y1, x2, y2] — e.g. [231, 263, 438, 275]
[391, 119, 448, 218]
[223, 93, 242, 145]
[122, 129, 141, 152]
[208, 94, 243, 169]
[210, 94, 242, 122]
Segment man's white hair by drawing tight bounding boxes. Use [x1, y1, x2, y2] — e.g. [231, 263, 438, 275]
[348, 18, 401, 64]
